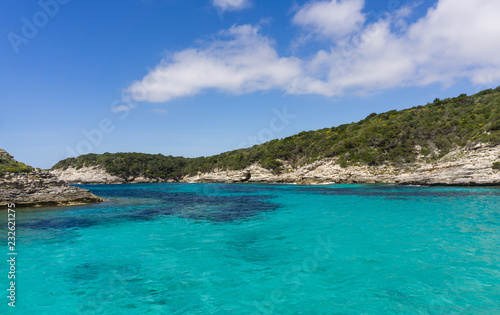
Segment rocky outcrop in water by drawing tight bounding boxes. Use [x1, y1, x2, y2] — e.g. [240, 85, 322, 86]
[0, 150, 103, 207]
[0, 171, 103, 208]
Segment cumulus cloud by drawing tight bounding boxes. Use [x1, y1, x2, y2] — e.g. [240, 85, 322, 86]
[305, 0, 500, 92]
[213, 0, 251, 12]
[125, 0, 500, 103]
[293, 0, 365, 39]
[125, 25, 303, 102]
[407, 0, 500, 85]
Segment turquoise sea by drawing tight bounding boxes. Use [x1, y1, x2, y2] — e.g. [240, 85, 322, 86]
[2, 183, 500, 314]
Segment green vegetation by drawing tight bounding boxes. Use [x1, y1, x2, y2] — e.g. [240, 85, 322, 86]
[53, 152, 188, 180]
[492, 162, 500, 170]
[0, 153, 33, 174]
[52, 87, 500, 179]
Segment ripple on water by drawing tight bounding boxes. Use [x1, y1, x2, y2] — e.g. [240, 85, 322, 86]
[5, 183, 499, 314]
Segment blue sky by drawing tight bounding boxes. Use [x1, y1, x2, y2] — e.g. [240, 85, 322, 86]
[1, 0, 499, 169]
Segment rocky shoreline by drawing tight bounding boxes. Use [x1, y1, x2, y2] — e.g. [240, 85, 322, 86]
[2, 142, 496, 209]
[50, 144, 500, 186]
[0, 171, 103, 208]
[0, 149, 103, 208]
[50, 166, 176, 184]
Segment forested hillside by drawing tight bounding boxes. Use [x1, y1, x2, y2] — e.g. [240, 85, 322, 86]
[52, 87, 500, 179]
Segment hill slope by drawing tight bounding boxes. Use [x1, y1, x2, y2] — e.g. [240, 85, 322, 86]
[52, 87, 500, 184]
[0, 149, 33, 174]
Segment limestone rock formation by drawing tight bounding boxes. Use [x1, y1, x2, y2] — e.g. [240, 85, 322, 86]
[181, 144, 500, 185]
[49, 166, 173, 184]
[50, 166, 126, 184]
[0, 150, 103, 207]
[48, 145, 500, 186]
[395, 144, 500, 185]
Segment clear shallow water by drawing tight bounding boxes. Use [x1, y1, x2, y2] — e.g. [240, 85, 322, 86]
[2, 183, 500, 314]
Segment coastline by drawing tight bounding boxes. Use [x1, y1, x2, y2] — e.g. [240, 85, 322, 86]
[0, 170, 103, 208]
[51, 144, 500, 187]
[5, 144, 497, 209]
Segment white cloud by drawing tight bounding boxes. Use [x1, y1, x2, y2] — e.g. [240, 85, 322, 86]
[125, 0, 500, 103]
[125, 25, 302, 103]
[213, 0, 251, 12]
[150, 108, 168, 114]
[407, 0, 500, 85]
[293, 0, 365, 39]
[111, 104, 135, 113]
[297, 0, 500, 94]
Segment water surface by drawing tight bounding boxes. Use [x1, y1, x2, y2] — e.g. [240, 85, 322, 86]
[2, 183, 499, 314]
